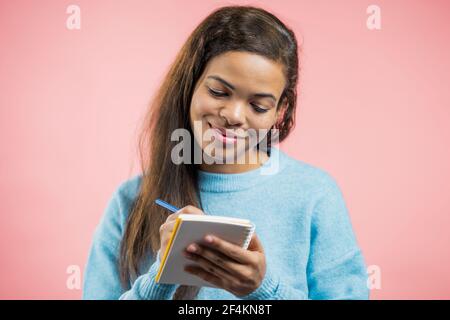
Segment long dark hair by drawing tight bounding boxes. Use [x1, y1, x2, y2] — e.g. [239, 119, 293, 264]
[119, 5, 300, 299]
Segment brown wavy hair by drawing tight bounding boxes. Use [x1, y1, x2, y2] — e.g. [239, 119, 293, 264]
[119, 5, 300, 299]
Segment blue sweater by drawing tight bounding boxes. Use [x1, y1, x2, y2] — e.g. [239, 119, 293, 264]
[82, 147, 369, 299]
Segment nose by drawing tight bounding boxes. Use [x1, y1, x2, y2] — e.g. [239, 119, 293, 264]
[219, 101, 246, 128]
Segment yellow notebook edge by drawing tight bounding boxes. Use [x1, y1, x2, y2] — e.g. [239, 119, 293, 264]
[155, 217, 182, 282]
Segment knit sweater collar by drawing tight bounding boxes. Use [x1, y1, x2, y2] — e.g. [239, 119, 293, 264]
[197, 147, 285, 193]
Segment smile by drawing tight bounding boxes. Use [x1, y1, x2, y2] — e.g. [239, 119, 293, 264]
[207, 122, 246, 144]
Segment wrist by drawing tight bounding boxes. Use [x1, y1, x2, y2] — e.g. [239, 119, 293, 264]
[137, 251, 178, 299]
[239, 266, 279, 300]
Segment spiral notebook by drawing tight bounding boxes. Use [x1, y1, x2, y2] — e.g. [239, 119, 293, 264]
[155, 214, 255, 287]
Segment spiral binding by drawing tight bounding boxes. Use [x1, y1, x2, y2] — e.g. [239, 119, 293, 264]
[242, 223, 256, 250]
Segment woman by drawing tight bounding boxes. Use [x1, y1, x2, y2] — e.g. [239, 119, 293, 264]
[83, 5, 369, 300]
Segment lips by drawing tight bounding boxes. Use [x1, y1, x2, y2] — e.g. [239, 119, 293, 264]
[207, 122, 245, 144]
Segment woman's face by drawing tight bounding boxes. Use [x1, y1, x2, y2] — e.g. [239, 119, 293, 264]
[189, 51, 287, 165]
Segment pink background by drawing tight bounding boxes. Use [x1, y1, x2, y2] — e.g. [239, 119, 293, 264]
[1, 0, 449, 299]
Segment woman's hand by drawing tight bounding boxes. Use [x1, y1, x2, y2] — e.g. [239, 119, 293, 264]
[183, 233, 266, 297]
[159, 205, 204, 260]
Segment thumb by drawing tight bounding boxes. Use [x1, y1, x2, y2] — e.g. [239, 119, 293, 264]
[247, 233, 264, 253]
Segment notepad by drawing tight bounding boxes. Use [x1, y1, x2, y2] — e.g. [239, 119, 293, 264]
[155, 214, 255, 287]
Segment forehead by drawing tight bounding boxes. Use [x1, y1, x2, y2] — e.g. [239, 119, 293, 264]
[202, 51, 286, 96]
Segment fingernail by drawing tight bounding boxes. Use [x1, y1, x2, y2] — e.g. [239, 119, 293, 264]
[187, 244, 197, 253]
[205, 235, 213, 243]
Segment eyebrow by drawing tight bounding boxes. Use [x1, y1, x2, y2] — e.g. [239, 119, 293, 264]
[207, 75, 277, 102]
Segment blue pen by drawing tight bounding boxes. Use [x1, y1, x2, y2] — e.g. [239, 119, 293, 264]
[155, 199, 180, 213]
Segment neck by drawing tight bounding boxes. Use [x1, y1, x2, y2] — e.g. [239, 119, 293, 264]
[198, 149, 269, 174]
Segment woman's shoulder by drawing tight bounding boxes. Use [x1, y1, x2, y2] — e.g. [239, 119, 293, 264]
[114, 174, 143, 201]
[276, 148, 343, 196]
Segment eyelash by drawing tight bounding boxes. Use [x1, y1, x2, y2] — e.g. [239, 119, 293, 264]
[207, 88, 269, 113]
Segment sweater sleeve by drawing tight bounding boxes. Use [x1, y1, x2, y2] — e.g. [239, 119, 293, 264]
[82, 185, 178, 300]
[305, 174, 369, 299]
[239, 264, 308, 300]
[118, 250, 179, 300]
[241, 173, 369, 300]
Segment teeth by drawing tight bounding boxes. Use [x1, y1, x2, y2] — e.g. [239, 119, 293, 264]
[208, 122, 241, 140]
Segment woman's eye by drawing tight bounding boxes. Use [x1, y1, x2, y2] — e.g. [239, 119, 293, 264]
[251, 103, 269, 113]
[208, 87, 268, 113]
[208, 88, 227, 97]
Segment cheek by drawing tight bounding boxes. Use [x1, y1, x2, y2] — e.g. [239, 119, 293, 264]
[248, 109, 278, 130]
[190, 93, 218, 122]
